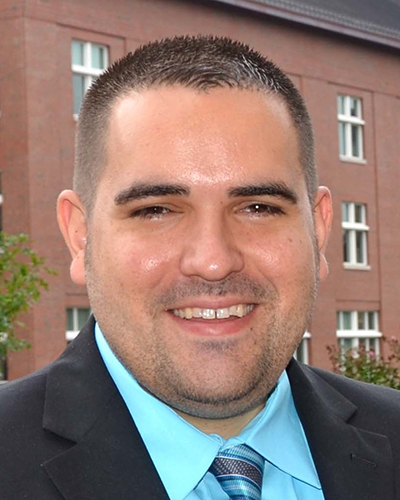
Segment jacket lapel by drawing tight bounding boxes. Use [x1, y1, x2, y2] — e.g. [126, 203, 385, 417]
[41, 318, 170, 500]
[287, 360, 394, 500]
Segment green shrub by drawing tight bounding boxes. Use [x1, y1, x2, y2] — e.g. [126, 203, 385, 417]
[0, 232, 55, 378]
[327, 337, 400, 389]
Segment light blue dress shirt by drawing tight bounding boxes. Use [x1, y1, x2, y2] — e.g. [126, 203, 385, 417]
[95, 323, 325, 500]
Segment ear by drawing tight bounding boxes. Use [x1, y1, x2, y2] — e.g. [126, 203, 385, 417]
[57, 190, 88, 286]
[313, 186, 333, 282]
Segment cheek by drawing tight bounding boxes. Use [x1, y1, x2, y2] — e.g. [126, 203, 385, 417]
[117, 237, 179, 288]
[139, 256, 168, 273]
[248, 231, 315, 283]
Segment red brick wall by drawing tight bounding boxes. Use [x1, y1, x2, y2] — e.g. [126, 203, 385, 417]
[1, 0, 399, 376]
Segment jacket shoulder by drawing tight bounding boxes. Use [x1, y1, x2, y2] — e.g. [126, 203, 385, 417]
[0, 368, 48, 422]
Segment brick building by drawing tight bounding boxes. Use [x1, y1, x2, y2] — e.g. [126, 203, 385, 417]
[0, 0, 399, 380]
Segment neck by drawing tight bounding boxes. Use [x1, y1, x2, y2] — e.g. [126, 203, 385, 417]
[176, 403, 265, 439]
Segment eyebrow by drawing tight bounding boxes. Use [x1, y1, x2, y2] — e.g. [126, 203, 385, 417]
[114, 181, 298, 206]
[228, 182, 298, 204]
[114, 183, 190, 205]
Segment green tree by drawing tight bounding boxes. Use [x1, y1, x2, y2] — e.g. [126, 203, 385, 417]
[327, 337, 400, 390]
[0, 232, 55, 379]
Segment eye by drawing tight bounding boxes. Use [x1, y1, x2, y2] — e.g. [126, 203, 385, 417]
[240, 203, 284, 217]
[130, 205, 171, 220]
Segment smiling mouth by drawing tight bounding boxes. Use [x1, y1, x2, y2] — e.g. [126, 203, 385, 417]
[171, 304, 255, 320]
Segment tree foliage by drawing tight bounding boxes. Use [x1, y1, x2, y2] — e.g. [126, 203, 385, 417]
[0, 232, 55, 359]
[327, 337, 400, 390]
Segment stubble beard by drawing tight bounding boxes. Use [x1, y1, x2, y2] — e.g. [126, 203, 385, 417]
[142, 279, 318, 420]
[84, 235, 320, 420]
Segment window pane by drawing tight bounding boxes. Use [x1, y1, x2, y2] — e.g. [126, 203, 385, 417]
[359, 337, 366, 348]
[339, 122, 346, 155]
[341, 338, 353, 351]
[337, 95, 345, 115]
[342, 202, 349, 223]
[355, 231, 365, 263]
[358, 311, 366, 330]
[72, 41, 84, 65]
[342, 311, 352, 330]
[350, 97, 360, 117]
[67, 308, 74, 331]
[368, 312, 375, 330]
[343, 230, 351, 263]
[77, 308, 91, 329]
[370, 337, 379, 354]
[92, 44, 106, 69]
[354, 204, 364, 223]
[351, 124, 361, 157]
[73, 74, 85, 115]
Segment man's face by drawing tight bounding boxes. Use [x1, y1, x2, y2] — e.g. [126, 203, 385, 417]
[68, 87, 331, 419]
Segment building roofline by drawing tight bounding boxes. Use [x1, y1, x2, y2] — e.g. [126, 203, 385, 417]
[212, 0, 400, 50]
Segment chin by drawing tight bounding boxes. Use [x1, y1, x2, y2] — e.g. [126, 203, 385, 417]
[146, 371, 275, 420]
[167, 389, 271, 420]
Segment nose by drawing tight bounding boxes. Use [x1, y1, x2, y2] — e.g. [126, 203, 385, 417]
[179, 213, 245, 281]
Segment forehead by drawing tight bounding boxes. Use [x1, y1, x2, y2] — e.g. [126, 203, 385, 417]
[102, 86, 302, 192]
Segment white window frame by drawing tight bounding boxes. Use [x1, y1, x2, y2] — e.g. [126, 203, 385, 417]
[337, 311, 381, 355]
[66, 307, 91, 342]
[338, 95, 365, 163]
[293, 331, 311, 364]
[72, 40, 108, 118]
[342, 202, 370, 270]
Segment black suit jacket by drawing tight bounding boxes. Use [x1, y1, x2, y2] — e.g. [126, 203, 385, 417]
[1, 316, 399, 499]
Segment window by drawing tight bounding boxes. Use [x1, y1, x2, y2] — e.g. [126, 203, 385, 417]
[342, 202, 369, 269]
[337, 95, 365, 161]
[294, 332, 311, 364]
[66, 307, 91, 342]
[337, 311, 381, 355]
[71, 40, 108, 116]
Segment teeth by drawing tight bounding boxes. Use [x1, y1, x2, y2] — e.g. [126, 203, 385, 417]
[192, 308, 202, 318]
[216, 308, 229, 319]
[172, 304, 255, 320]
[230, 304, 244, 318]
[203, 309, 216, 319]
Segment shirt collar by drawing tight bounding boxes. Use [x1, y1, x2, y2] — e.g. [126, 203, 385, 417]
[95, 323, 321, 499]
[237, 370, 321, 488]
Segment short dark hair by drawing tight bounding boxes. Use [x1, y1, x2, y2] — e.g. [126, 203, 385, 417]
[75, 35, 317, 215]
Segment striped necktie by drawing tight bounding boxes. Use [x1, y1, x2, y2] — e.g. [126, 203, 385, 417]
[209, 444, 264, 500]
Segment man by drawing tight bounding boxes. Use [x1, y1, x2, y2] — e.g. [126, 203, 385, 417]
[1, 35, 399, 500]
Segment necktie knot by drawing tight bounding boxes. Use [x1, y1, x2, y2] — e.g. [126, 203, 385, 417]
[209, 444, 264, 500]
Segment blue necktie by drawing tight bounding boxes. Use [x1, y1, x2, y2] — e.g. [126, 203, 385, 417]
[209, 444, 264, 500]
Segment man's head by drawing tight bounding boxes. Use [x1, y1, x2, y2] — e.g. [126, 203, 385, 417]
[58, 36, 332, 428]
[75, 35, 317, 216]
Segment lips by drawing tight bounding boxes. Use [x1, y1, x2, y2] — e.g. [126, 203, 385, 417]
[172, 304, 255, 320]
